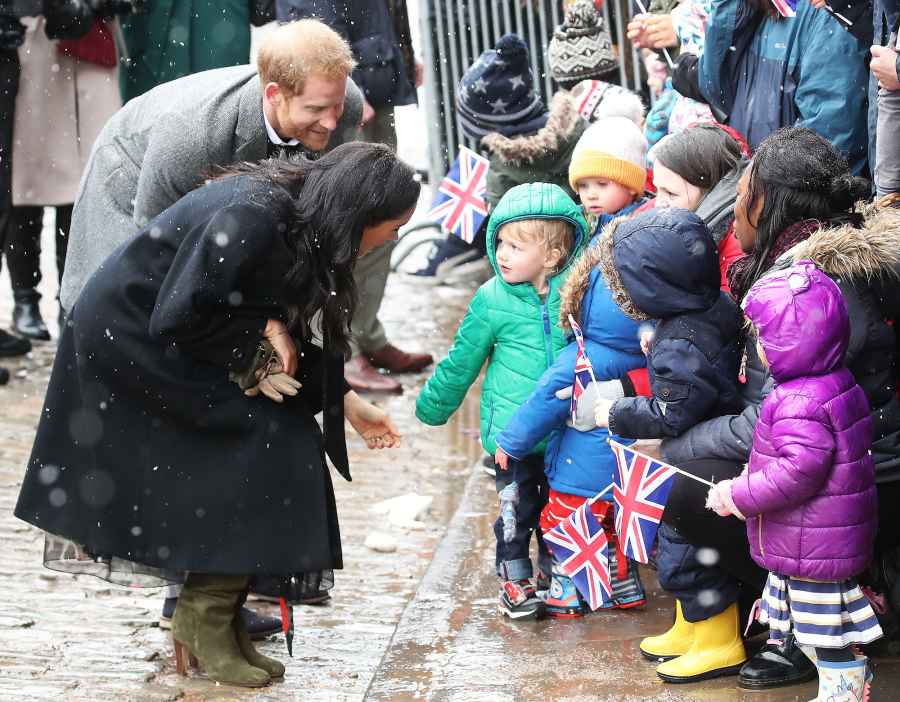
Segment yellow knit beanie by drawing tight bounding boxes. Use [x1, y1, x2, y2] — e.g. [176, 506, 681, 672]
[568, 116, 647, 194]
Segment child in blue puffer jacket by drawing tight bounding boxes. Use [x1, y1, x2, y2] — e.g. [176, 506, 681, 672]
[495, 241, 647, 617]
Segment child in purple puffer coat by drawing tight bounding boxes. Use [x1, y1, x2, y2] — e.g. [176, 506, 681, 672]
[706, 261, 881, 701]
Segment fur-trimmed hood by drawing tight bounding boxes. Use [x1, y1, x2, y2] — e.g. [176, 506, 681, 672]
[786, 209, 900, 282]
[560, 233, 608, 328]
[557, 221, 644, 354]
[481, 92, 585, 165]
[564, 210, 720, 325]
[560, 219, 649, 326]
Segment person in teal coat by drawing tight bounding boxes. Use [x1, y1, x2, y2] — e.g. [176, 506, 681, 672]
[697, 0, 869, 174]
[119, 0, 272, 102]
[416, 182, 588, 621]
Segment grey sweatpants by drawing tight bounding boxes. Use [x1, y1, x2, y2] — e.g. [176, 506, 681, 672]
[876, 34, 900, 197]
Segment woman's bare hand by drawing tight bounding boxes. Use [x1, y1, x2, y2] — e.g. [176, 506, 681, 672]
[263, 319, 297, 376]
[344, 391, 402, 449]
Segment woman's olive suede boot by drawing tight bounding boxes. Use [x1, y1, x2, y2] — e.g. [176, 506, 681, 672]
[233, 592, 286, 678]
[171, 573, 271, 687]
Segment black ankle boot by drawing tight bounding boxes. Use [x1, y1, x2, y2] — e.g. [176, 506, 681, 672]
[12, 289, 50, 341]
[0, 329, 31, 357]
[738, 634, 817, 689]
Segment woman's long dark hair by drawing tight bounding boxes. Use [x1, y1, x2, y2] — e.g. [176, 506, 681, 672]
[214, 143, 420, 356]
[743, 126, 869, 286]
[654, 123, 743, 193]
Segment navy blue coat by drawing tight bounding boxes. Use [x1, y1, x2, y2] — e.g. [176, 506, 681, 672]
[606, 209, 743, 439]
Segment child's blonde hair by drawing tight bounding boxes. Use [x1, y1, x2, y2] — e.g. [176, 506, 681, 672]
[745, 318, 768, 368]
[499, 218, 575, 269]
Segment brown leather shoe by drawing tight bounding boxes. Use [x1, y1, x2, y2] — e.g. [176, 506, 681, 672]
[367, 343, 434, 373]
[345, 355, 402, 393]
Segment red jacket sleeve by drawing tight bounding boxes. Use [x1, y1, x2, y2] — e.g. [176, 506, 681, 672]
[718, 225, 745, 294]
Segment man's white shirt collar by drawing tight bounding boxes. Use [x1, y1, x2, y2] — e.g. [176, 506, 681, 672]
[263, 108, 301, 147]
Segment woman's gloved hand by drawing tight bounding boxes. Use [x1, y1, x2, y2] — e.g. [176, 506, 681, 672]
[245, 372, 302, 402]
[555, 380, 625, 431]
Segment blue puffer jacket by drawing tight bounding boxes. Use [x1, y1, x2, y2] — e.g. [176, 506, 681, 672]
[495, 248, 645, 498]
[699, 0, 869, 174]
[603, 209, 743, 439]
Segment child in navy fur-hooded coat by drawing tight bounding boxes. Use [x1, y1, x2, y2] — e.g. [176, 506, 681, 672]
[595, 208, 743, 439]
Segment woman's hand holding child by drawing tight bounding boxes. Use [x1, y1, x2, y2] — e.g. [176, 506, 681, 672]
[594, 398, 613, 428]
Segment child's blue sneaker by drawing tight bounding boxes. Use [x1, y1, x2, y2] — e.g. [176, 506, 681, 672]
[545, 567, 586, 618]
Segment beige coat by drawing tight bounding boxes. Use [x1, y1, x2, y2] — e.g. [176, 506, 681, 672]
[12, 17, 121, 206]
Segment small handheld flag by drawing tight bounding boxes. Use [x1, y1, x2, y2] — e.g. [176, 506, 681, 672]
[568, 314, 598, 425]
[426, 146, 490, 243]
[544, 502, 613, 610]
[770, 0, 852, 24]
[609, 440, 678, 564]
[769, 0, 797, 17]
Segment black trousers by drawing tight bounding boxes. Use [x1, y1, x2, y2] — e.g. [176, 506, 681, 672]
[493, 453, 551, 581]
[663, 458, 768, 591]
[5, 204, 72, 290]
[0, 49, 19, 269]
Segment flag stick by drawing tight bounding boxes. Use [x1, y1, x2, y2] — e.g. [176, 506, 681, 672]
[588, 483, 615, 505]
[825, 5, 853, 26]
[609, 439, 716, 487]
[632, 0, 676, 70]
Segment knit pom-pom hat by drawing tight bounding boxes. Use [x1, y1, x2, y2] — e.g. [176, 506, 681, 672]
[456, 34, 548, 141]
[569, 116, 648, 194]
[548, 0, 618, 87]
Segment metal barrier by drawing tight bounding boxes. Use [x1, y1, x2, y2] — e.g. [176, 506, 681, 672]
[418, 0, 645, 183]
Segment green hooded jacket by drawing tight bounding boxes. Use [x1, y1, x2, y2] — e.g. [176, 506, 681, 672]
[415, 182, 588, 456]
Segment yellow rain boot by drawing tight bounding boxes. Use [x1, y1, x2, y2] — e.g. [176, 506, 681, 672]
[656, 602, 747, 683]
[640, 600, 695, 662]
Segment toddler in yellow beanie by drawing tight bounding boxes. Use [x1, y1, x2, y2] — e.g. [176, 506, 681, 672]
[569, 116, 648, 237]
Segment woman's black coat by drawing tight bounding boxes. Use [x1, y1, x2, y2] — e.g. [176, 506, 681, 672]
[15, 175, 348, 577]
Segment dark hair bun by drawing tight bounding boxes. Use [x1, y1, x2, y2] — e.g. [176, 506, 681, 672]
[829, 173, 869, 207]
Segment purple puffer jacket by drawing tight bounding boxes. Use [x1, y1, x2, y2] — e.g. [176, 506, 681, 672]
[731, 261, 877, 581]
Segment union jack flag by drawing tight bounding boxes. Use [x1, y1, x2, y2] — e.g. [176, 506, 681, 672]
[568, 316, 596, 425]
[609, 440, 678, 564]
[769, 0, 796, 17]
[544, 502, 612, 610]
[426, 146, 489, 243]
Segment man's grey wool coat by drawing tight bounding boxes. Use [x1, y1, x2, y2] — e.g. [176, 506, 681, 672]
[60, 64, 363, 311]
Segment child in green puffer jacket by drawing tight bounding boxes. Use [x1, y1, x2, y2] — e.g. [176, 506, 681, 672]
[415, 182, 588, 620]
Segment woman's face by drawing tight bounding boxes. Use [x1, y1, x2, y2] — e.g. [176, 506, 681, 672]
[653, 162, 706, 211]
[359, 207, 416, 257]
[733, 167, 763, 254]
